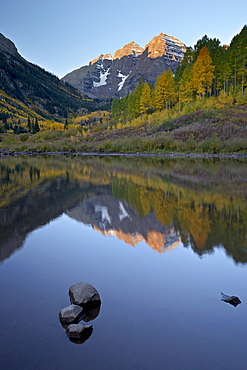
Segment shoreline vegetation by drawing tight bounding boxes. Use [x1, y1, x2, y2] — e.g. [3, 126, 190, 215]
[1, 103, 247, 156]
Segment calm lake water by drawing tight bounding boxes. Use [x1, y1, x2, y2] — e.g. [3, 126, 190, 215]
[0, 155, 247, 370]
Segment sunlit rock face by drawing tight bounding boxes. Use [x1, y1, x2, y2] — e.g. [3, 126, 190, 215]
[66, 194, 181, 253]
[62, 33, 186, 99]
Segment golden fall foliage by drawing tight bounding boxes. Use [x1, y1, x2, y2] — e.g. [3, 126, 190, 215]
[191, 46, 215, 97]
[155, 68, 176, 110]
[139, 83, 153, 114]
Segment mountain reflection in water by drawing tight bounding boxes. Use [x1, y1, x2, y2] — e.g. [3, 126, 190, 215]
[67, 195, 181, 253]
[0, 156, 247, 263]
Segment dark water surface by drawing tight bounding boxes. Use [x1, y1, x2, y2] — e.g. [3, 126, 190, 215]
[0, 156, 247, 370]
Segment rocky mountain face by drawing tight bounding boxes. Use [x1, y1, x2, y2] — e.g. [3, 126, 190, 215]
[62, 33, 186, 99]
[0, 33, 100, 120]
[0, 33, 18, 56]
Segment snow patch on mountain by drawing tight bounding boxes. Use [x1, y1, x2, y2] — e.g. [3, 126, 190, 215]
[117, 71, 130, 91]
[93, 68, 110, 87]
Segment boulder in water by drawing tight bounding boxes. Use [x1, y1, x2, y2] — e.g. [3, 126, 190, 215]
[69, 282, 101, 306]
[59, 304, 83, 323]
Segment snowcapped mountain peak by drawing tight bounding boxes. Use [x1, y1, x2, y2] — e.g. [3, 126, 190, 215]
[62, 32, 186, 99]
[145, 32, 186, 60]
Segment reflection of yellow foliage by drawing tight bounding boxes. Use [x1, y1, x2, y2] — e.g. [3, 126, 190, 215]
[153, 190, 174, 226]
[180, 206, 211, 249]
[140, 187, 151, 216]
[1, 156, 247, 253]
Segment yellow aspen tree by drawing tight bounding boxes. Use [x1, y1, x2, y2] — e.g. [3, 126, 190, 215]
[155, 68, 176, 110]
[155, 72, 166, 110]
[140, 83, 153, 114]
[192, 46, 215, 98]
[164, 68, 176, 109]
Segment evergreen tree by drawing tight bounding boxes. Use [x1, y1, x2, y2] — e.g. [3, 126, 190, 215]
[228, 25, 247, 93]
[217, 46, 232, 93]
[194, 35, 221, 64]
[111, 98, 121, 120]
[119, 95, 129, 120]
[64, 118, 68, 130]
[127, 79, 144, 119]
[174, 46, 195, 84]
[32, 117, 40, 134]
[179, 64, 194, 104]
[27, 116, 32, 132]
[164, 68, 177, 109]
[4, 120, 9, 131]
[13, 124, 20, 134]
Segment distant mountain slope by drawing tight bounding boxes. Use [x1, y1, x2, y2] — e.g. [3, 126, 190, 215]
[0, 33, 101, 120]
[62, 33, 186, 99]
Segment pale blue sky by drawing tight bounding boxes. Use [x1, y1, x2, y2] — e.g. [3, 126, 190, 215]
[0, 0, 246, 77]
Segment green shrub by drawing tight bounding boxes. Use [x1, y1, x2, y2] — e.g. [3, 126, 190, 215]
[63, 127, 78, 137]
[185, 134, 197, 152]
[18, 144, 28, 151]
[159, 136, 178, 151]
[19, 133, 30, 142]
[3, 135, 19, 145]
[175, 140, 187, 152]
[99, 140, 112, 151]
[199, 133, 221, 153]
[223, 137, 247, 152]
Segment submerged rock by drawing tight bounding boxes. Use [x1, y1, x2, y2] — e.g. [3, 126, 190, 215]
[69, 282, 101, 306]
[221, 292, 241, 307]
[59, 304, 83, 323]
[66, 324, 93, 343]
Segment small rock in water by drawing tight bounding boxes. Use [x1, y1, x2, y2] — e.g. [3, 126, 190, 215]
[69, 282, 101, 306]
[221, 292, 241, 307]
[66, 324, 93, 343]
[59, 304, 83, 323]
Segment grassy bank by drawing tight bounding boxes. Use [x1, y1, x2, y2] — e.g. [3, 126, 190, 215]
[0, 105, 247, 155]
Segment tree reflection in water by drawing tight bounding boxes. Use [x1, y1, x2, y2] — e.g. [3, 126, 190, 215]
[0, 156, 246, 264]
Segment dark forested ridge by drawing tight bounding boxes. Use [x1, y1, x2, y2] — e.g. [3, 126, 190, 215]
[0, 33, 104, 121]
